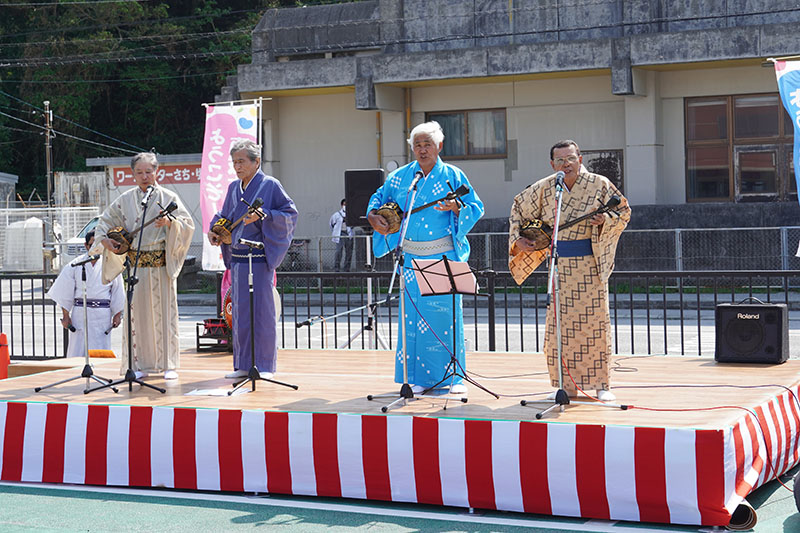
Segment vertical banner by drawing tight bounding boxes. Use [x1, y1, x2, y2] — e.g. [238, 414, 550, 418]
[775, 60, 800, 203]
[199, 102, 259, 270]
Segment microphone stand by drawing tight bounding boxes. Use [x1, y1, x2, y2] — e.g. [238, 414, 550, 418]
[367, 174, 422, 412]
[35, 256, 117, 394]
[296, 231, 392, 350]
[230, 238, 298, 395]
[520, 175, 624, 418]
[89, 191, 165, 394]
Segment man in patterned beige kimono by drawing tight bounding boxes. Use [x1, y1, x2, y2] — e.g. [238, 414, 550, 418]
[96, 152, 195, 380]
[509, 140, 630, 401]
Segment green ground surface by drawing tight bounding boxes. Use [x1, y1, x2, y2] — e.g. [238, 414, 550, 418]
[1, 467, 798, 533]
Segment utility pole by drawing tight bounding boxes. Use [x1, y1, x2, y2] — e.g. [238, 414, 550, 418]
[43, 100, 54, 273]
[44, 100, 53, 208]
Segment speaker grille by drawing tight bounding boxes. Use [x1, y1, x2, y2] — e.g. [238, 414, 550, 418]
[724, 319, 763, 354]
[715, 303, 789, 364]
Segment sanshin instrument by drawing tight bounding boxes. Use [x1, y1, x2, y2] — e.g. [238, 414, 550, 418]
[107, 201, 178, 255]
[520, 195, 621, 251]
[375, 184, 470, 234]
[210, 197, 265, 245]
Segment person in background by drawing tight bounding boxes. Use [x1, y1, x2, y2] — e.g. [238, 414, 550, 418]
[47, 231, 124, 357]
[330, 198, 354, 272]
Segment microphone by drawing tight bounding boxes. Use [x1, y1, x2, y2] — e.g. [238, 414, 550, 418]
[606, 195, 621, 208]
[555, 171, 566, 187]
[238, 237, 264, 249]
[140, 185, 154, 207]
[408, 170, 424, 191]
[67, 325, 76, 332]
[296, 319, 311, 328]
[71, 254, 100, 267]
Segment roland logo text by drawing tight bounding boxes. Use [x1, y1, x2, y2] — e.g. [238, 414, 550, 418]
[737, 312, 760, 320]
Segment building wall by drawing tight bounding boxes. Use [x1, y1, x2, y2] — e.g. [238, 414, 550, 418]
[275, 92, 382, 237]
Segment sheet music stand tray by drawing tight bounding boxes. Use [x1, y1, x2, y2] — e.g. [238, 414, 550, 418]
[411, 256, 498, 402]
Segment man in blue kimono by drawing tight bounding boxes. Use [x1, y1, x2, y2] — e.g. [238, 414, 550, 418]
[367, 121, 484, 394]
[208, 139, 297, 379]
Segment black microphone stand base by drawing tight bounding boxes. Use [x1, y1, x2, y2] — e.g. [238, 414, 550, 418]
[35, 363, 118, 394]
[229, 365, 298, 395]
[520, 388, 628, 420]
[89, 367, 166, 394]
[367, 383, 423, 413]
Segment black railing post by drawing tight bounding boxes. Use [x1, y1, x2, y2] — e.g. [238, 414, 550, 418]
[485, 269, 496, 352]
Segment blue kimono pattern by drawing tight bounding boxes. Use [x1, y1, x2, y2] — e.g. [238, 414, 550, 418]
[368, 157, 484, 387]
[211, 170, 297, 372]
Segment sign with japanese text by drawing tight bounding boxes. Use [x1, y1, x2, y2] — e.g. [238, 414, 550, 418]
[111, 164, 201, 186]
[199, 102, 259, 270]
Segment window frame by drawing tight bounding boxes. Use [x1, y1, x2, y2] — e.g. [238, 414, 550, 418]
[685, 93, 795, 202]
[425, 108, 508, 160]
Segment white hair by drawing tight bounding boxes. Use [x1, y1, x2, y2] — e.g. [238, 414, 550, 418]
[229, 139, 261, 161]
[130, 152, 159, 170]
[407, 121, 444, 147]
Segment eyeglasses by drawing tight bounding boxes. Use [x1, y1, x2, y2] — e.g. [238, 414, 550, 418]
[553, 155, 580, 166]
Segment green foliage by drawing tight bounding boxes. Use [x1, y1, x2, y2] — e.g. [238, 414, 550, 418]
[0, 0, 290, 196]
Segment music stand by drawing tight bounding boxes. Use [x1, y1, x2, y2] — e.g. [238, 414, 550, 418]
[412, 256, 498, 403]
[35, 256, 118, 394]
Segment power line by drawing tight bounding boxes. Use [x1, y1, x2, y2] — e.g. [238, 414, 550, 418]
[52, 128, 139, 155]
[0, 109, 46, 131]
[0, 32, 241, 65]
[1, 0, 145, 5]
[0, 28, 247, 48]
[0, 90, 145, 152]
[0, 48, 246, 67]
[0, 69, 236, 84]
[0, 8, 265, 41]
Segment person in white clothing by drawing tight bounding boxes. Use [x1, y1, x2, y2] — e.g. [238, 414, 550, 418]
[330, 198, 354, 272]
[47, 231, 124, 357]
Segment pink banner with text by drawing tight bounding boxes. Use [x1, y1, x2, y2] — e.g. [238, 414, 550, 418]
[199, 103, 259, 270]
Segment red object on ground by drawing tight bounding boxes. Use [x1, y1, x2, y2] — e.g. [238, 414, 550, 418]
[0, 332, 9, 379]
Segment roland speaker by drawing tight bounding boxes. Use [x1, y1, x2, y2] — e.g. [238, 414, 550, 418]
[345, 169, 384, 228]
[715, 303, 789, 364]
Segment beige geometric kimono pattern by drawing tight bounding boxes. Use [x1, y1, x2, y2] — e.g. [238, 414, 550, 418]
[94, 185, 195, 374]
[509, 170, 630, 395]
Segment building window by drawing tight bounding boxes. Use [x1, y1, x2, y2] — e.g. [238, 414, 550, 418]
[685, 94, 795, 202]
[582, 150, 624, 193]
[426, 109, 507, 159]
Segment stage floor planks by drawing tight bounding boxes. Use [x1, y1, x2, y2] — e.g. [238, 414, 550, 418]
[4, 348, 800, 429]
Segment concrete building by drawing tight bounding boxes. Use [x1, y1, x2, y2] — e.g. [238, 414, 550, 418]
[215, 0, 800, 237]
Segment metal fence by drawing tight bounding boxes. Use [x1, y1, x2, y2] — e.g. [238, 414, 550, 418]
[280, 227, 800, 273]
[4, 270, 798, 360]
[0, 207, 99, 272]
[279, 269, 800, 356]
[0, 274, 66, 360]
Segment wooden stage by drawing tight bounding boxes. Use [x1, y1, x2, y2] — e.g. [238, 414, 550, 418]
[2, 348, 800, 528]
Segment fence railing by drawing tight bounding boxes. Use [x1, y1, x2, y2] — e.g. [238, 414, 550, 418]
[4, 270, 798, 360]
[279, 227, 800, 273]
[0, 274, 66, 360]
[279, 270, 800, 356]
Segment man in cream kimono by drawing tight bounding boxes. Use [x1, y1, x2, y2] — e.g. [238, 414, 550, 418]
[509, 140, 630, 401]
[95, 152, 195, 380]
[47, 231, 124, 357]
